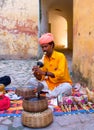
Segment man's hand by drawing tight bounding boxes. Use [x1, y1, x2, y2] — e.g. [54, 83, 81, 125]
[33, 71, 42, 80]
[32, 66, 55, 80]
[32, 66, 45, 80]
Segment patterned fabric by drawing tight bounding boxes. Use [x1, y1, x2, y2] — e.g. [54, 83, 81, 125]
[0, 99, 23, 117]
[0, 87, 94, 117]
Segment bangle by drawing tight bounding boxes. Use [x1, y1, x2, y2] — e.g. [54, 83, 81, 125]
[45, 72, 47, 76]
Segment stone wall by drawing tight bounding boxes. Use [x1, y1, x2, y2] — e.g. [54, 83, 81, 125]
[0, 0, 39, 59]
[73, 0, 94, 88]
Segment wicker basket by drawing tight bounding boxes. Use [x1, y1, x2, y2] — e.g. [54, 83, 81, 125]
[15, 82, 44, 99]
[15, 87, 36, 99]
[22, 108, 53, 128]
[22, 96, 48, 112]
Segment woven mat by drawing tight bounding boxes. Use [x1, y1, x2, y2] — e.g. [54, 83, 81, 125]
[0, 87, 94, 117]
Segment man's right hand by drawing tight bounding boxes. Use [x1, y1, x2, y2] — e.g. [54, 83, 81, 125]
[33, 71, 42, 80]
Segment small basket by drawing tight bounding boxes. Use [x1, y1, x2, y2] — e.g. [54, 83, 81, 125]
[15, 87, 36, 99]
[22, 96, 48, 112]
[15, 82, 44, 99]
[22, 108, 53, 128]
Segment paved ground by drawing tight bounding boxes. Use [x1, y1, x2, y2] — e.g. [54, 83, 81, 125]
[0, 59, 94, 130]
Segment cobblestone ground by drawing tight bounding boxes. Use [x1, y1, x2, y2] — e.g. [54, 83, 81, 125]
[0, 60, 94, 130]
[0, 60, 36, 88]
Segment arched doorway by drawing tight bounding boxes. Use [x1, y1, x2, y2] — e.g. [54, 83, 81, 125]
[49, 10, 68, 49]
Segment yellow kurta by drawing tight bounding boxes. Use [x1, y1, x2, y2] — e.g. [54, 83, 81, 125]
[41, 51, 72, 90]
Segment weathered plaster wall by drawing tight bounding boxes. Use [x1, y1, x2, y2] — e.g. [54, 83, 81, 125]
[73, 0, 94, 88]
[0, 0, 39, 59]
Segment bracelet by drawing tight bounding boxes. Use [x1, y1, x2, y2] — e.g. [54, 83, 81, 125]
[45, 72, 48, 76]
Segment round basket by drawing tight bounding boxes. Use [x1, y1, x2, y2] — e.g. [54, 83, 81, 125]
[23, 96, 48, 112]
[15, 87, 36, 99]
[15, 82, 44, 99]
[22, 108, 53, 128]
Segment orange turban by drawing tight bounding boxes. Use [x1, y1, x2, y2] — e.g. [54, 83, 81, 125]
[39, 33, 54, 45]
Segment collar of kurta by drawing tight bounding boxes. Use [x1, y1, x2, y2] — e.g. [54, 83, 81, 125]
[45, 51, 56, 60]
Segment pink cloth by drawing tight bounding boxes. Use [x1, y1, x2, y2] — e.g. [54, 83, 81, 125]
[39, 33, 54, 45]
[0, 95, 10, 111]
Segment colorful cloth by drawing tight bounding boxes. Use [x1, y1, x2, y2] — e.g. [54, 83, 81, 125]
[0, 95, 10, 111]
[0, 99, 23, 117]
[0, 96, 94, 117]
[0, 87, 93, 117]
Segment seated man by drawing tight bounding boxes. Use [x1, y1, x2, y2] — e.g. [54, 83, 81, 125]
[28, 33, 72, 98]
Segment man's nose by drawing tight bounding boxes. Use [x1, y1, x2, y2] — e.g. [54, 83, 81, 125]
[42, 47, 46, 51]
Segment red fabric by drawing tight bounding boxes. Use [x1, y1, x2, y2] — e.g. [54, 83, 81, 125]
[39, 33, 54, 45]
[0, 95, 10, 111]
